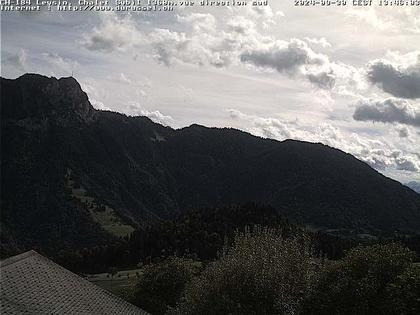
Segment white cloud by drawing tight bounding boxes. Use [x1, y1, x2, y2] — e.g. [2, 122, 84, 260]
[347, 7, 420, 34]
[119, 73, 132, 84]
[176, 13, 217, 33]
[395, 153, 419, 172]
[7, 48, 27, 70]
[228, 109, 420, 174]
[303, 37, 332, 48]
[90, 99, 111, 111]
[226, 15, 256, 35]
[346, 7, 393, 32]
[80, 13, 142, 53]
[42, 52, 79, 76]
[244, 4, 280, 29]
[80, 78, 110, 111]
[78, 11, 364, 93]
[127, 103, 174, 126]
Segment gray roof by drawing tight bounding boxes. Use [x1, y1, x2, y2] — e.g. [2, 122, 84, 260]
[0, 251, 148, 315]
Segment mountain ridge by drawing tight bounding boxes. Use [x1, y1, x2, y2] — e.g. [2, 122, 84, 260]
[2, 74, 420, 256]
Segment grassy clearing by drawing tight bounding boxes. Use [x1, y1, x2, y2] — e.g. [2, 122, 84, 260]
[65, 169, 135, 238]
[86, 268, 143, 297]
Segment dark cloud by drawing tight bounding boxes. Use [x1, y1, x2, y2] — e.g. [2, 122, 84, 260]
[395, 156, 419, 172]
[353, 98, 420, 127]
[240, 39, 336, 89]
[240, 41, 320, 73]
[397, 127, 409, 138]
[367, 59, 420, 99]
[307, 71, 336, 90]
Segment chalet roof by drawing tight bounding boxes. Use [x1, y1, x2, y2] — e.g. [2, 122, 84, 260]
[0, 250, 148, 315]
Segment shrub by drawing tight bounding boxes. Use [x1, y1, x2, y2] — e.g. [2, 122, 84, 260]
[133, 256, 199, 315]
[173, 227, 320, 315]
[304, 243, 416, 315]
[386, 265, 420, 315]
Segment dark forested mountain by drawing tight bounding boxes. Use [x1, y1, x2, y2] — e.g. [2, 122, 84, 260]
[2, 74, 420, 256]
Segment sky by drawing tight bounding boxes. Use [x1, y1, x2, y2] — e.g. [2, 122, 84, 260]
[1, 2, 419, 183]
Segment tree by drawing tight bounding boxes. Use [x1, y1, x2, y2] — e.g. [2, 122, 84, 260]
[304, 243, 416, 315]
[386, 265, 420, 315]
[173, 227, 320, 315]
[133, 256, 199, 315]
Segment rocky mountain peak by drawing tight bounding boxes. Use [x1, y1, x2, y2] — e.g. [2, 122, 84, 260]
[1, 73, 95, 122]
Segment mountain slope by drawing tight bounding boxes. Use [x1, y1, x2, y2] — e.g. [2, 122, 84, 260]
[2, 74, 420, 255]
[406, 181, 420, 194]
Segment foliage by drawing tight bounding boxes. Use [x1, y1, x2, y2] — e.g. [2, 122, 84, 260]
[386, 265, 420, 315]
[128, 203, 295, 262]
[52, 202, 419, 274]
[173, 227, 321, 315]
[133, 256, 200, 315]
[304, 243, 417, 315]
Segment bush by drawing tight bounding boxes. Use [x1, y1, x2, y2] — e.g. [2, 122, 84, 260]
[304, 243, 416, 315]
[173, 227, 320, 315]
[133, 256, 199, 315]
[386, 265, 420, 315]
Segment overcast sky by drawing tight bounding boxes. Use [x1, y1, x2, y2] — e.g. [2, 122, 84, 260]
[1, 3, 419, 183]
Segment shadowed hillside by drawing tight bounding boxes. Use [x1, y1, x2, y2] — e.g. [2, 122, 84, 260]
[2, 74, 420, 256]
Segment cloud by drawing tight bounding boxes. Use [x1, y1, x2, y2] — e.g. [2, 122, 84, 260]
[228, 109, 292, 139]
[80, 12, 352, 91]
[244, 4, 282, 29]
[141, 109, 174, 126]
[395, 154, 419, 172]
[226, 15, 256, 35]
[148, 13, 247, 68]
[119, 73, 132, 84]
[7, 48, 27, 70]
[346, 7, 420, 34]
[346, 7, 393, 31]
[228, 109, 420, 174]
[396, 126, 409, 138]
[127, 103, 174, 126]
[79, 11, 361, 92]
[90, 100, 111, 111]
[303, 37, 332, 48]
[42, 52, 79, 75]
[176, 13, 217, 33]
[353, 98, 420, 127]
[147, 29, 192, 66]
[80, 78, 111, 111]
[240, 39, 326, 73]
[240, 39, 336, 89]
[81, 13, 142, 52]
[307, 71, 336, 90]
[367, 52, 420, 99]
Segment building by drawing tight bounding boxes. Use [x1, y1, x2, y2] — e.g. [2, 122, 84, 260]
[0, 250, 149, 314]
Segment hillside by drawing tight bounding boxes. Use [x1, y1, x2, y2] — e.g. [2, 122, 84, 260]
[2, 74, 420, 256]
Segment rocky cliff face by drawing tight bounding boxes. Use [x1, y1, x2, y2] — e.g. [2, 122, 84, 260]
[1, 74, 95, 123]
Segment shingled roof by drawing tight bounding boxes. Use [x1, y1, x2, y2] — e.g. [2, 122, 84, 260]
[0, 250, 149, 315]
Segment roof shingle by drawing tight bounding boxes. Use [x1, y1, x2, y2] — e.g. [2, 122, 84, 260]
[0, 251, 148, 315]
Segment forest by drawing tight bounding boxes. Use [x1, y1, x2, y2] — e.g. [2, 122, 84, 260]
[47, 203, 420, 315]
